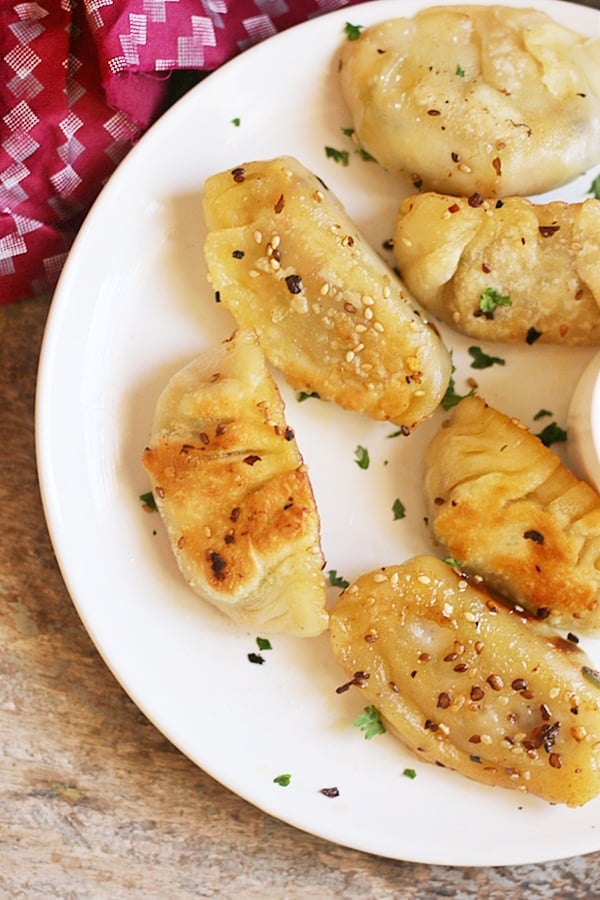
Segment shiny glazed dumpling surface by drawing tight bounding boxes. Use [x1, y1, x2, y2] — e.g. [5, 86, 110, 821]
[393, 194, 600, 346]
[424, 396, 600, 634]
[203, 156, 451, 429]
[339, 6, 600, 198]
[142, 329, 328, 637]
[329, 555, 600, 807]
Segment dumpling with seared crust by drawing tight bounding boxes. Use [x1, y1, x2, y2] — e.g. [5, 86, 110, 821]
[142, 329, 328, 637]
[339, 6, 600, 198]
[330, 555, 600, 807]
[393, 193, 600, 346]
[424, 396, 600, 634]
[203, 156, 451, 431]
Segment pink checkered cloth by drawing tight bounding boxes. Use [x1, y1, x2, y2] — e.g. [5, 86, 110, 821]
[0, 0, 362, 304]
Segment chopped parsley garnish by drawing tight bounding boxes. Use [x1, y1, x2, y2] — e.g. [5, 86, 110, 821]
[588, 174, 600, 200]
[455, 64, 465, 77]
[256, 637, 272, 652]
[392, 498, 406, 520]
[344, 22, 363, 40]
[441, 376, 476, 411]
[139, 491, 157, 511]
[468, 346, 505, 370]
[273, 773, 292, 786]
[402, 768, 417, 779]
[341, 126, 376, 162]
[444, 556, 462, 569]
[354, 705, 386, 739]
[354, 445, 370, 469]
[325, 146, 350, 166]
[533, 408, 552, 420]
[479, 287, 512, 315]
[296, 390, 320, 402]
[328, 570, 350, 590]
[231, 117, 241, 127]
[535, 422, 567, 447]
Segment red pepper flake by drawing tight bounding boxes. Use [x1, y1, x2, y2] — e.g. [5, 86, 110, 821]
[243, 454, 261, 466]
[540, 703, 552, 721]
[231, 166, 246, 183]
[285, 274, 303, 294]
[427, 109, 441, 116]
[539, 225, 560, 238]
[424, 719, 439, 731]
[437, 692, 452, 709]
[448, 203, 460, 214]
[487, 674, 504, 691]
[511, 678, 528, 691]
[434, 496, 445, 506]
[319, 787, 340, 798]
[155, 486, 165, 499]
[469, 734, 482, 744]
[199, 432, 210, 445]
[274, 193, 285, 214]
[451, 152, 461, 162]
[492, 157, 502, 175]
[549, 752, 562, 769]
[470, 685, 485, 701]
[230, 506, 240, 522]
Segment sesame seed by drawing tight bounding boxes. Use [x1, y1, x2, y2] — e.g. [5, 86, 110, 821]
[417, 575, 431, 585]
[253, 230, 262, 243]
[270, 258, 281, 271]
[373, 321, 385, 333]
[271, 235, 281, 249]
[363, 295, 374, 306]
[373, 573, 388, 583]
[364, 308, 374, 320]
[383, 286, 391, 298]
[355, 324, 368, 333]
[345, 350, 355, 363]
[320, 283, 330, 296]
[249, 269, 260, 278]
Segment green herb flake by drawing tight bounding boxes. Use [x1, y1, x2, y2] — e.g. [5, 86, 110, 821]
[402, 768, 417, 780]
[341, 126, 355, 138]
[256, 637, 272, 652]
[455, 64, 466, 77]
[344, 22, 363, 41]
[354, 705, 386, 740]
[533, 408, 552, 421]
[392, 498, 406, 520]
[355, 146, 376, 162]
[273, 773, 292, 787]
[231, 117, 241, 127]
[139, 491, 157, 511]
[468, 345, 506, 370]
[325, 146, 350, 166]
[444, 556, 462, 569]
[588, 174, 600, 200]
[328, 570, 350, 590]
[535, 422, 567, 447]
[479, 287, 512, 315]
[354, 445, 370, 469]
[296, 390, 320, 402]
[441, 376, 476, 411]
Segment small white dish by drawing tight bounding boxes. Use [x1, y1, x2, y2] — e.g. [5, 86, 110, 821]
[568, 352, 600, 492]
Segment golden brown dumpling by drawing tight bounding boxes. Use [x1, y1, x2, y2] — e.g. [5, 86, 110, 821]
[393, 193, 600, 346]
[203, 156, 451, 430]
[330, 555, 600, 807]
[142, 329, 328, 636]
[339, 6, 600, 197]
[424, 396, 600, 634]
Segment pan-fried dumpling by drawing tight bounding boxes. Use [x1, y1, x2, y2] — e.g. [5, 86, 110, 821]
[329, 555, 600, 807]
[203, 156, 451, 430]
[424, 396, 600, 634]
[393, 193, 600, 346]
[141, 329, 328, 637]
[339, 6, 600, 198]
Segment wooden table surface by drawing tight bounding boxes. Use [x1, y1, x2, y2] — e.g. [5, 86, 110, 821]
[3, 1, 600, 890]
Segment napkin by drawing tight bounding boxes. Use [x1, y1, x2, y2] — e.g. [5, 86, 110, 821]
[0, 0, 362, 305]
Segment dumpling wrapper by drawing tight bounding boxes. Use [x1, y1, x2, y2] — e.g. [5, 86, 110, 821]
[203, 156, 451, 430]
[330, 555, 600, 807]
[142, 329, 328, 637]
[393, 193, 600, 346]
[339, 6, 600, 198]
[424, 396, 600, 634]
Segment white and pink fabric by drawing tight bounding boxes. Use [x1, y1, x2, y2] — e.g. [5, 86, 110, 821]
[0, 0, 361, 304]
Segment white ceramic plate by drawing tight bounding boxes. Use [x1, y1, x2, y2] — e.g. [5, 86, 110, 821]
[36, 0, 600, 867]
